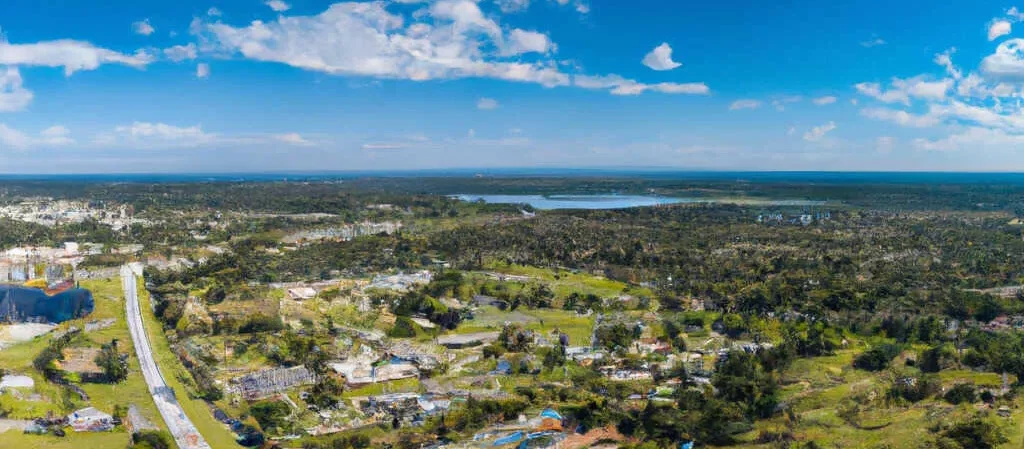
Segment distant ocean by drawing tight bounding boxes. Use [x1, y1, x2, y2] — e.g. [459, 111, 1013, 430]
[2, 170, 1024, 184]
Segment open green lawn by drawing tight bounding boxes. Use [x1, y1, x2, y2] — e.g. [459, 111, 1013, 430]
[449, 306, 594, 346]
[0, 278, 170, 448]
[135, 277, 240, 449]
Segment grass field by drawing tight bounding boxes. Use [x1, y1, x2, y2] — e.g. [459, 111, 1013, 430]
[0, 278, 171, 448]
[135, 277, 241, 449]
[449, 306, 595, 346]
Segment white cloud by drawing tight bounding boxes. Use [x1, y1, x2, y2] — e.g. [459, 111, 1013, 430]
[132, 19, 155, 36]
[572, 74, 709, 95]
[770, 95, 801, 111]
[904, 78, 952, 100]
[0, 39, 153, 76]
[98, 122, 315, 150]
[981, 38, 1024, 80]
[198, 2, 699, 95]
[496, 0, 530, 13]
[860, 37, 886, 48]
[163, 43, 198, 62]
[507, 29, 553, 55]
[934, 48, 962, 80]
[860, 107, 940, 128]
[913, 127, 1024, 152]
[641, 43, 681, 71]
[803, 121, 836, 141]
[0, 123, 74, 149]
[0, 67, 33, 112]
[786, 126, 796, 136]
[989, 20, 1012, 41]
[114, 122, 212, 146]
[274, 132, 312, 146]
[728, 99, 761, 111]
[854, 77, 951, 104]
[266, 0, 291, 12]
[196, 63, 210, 78]
[477, 97, 498, 110]
[812, 96, 836, 105]
[207, 7, 222, 17]
[202, 2, 568, 87]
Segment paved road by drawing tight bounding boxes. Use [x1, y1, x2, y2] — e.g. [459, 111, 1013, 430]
[122, 265, 212, 449]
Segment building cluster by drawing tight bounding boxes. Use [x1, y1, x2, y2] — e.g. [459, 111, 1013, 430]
[757, 210, 832, 226]
[230, 366, 316, 401]
[0, 200, 146, 230]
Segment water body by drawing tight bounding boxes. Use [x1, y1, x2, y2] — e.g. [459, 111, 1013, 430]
[454, 194, 824, 210]
[0, 286, 94, 324]
[454, 194, 689, 210]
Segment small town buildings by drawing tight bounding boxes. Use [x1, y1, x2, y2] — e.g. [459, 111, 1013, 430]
[233, 366, 315, 400]
[67, 407, 114, 432]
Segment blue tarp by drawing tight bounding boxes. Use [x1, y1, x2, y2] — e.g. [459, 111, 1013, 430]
[493, 431, 524, 446]
[681, 442, 694, 449]
[540, 409, 562, 420]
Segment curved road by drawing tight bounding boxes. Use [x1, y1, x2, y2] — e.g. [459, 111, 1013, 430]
[122, 265, 212, 449]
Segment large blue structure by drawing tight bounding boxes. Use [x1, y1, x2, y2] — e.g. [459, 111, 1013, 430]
[0, 285, 94, 323]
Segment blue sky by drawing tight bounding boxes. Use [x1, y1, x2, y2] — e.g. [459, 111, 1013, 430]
[2, 0, 1024, 172]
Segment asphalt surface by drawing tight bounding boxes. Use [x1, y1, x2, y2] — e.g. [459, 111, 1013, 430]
[122, 265, 212, 449]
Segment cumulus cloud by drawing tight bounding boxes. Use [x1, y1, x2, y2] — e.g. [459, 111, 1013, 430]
[202, 2, 568, 87]
[803, 121, 836, 141]
[981, 38, 1024, 80]
[507, 29, 553, 55]
[642, 43, 681, 71]
[197, 2, 701, 96]
[728, 99, 761, 110]
[266, 0, 291, 12]
[196, 63, 210, 78]
[989, 20, 1012, 41]
[132, 19, 155, 36]
[207, 7, 222, 17]
[0, 39, 153, 76]
[163, 43, 198, 62]
[812, 96, 836, 105]
[477, 97, 498, 110]
[0, 67, 33, 112]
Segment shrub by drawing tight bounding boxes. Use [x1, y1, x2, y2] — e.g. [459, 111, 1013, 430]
[944, 383, 977, 405]
[854, 344, 901, 371]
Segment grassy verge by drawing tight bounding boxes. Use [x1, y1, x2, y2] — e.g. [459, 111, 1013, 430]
[135, 277, 240, 449]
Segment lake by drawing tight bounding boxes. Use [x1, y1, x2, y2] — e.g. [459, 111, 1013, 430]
[454, 194, 826, 210]
[454, 194, 695, 210]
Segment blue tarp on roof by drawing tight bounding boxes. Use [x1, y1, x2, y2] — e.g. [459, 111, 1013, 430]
[540, 409, 562, 420]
